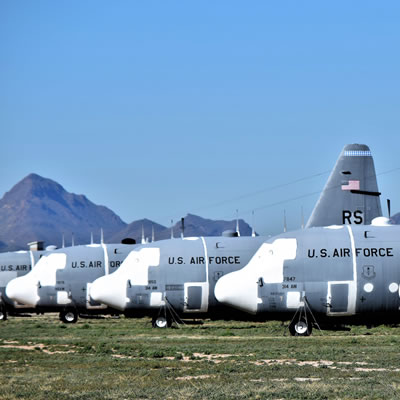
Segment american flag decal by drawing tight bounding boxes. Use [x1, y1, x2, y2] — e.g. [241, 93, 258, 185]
[341, 180, 360, 191]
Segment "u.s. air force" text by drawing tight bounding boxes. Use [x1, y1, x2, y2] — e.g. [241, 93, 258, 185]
[307, 247, 394, 258]
[1, 264, 31, 272]
[71, 261, 122, 268]
[168, 256, 240, 265]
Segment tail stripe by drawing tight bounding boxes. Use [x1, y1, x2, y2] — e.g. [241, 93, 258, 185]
[344, 151, 372, 157]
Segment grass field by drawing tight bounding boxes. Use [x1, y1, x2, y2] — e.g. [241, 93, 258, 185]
[1, 314, 400, 399]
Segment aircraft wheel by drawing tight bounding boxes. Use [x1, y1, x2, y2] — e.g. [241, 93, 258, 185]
[0, 306, 7, 321]
[152, 315, 171, 328]
[59, 309, 78, 324]
[289, 317, 312, 336]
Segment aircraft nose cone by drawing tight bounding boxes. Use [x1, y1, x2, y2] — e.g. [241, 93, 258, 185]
[214, 275, 232, 304]
[90, 275, 128, 311]
[6, 276, 39, 306]
[214, 270, 259, 314]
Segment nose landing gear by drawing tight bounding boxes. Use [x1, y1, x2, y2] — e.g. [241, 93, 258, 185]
[289, 316, 312, 336]
[59, 308, 78, 323]
[288, 296, 320, 337]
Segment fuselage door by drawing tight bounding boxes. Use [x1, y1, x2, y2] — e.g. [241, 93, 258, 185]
[327, 281, 355, 315]
[183, 282, 209, 313]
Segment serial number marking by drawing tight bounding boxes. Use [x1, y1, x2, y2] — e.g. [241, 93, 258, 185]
[282, 284, 297, 289]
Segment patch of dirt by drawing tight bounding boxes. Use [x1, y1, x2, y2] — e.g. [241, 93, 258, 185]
[354, 368, 399, 372]
[175, 374, 215, 381]
[250, 358, 400, 373]
[174, 352, 235, 363]
[112, 354, 132, 359]
[251, 358, 297, 366]
[294, 377, 321, 382]
[251, 359, 346, 368]
[0, 343, 75, 354]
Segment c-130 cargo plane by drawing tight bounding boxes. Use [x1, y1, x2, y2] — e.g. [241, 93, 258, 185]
[88, 144, 386, 331]
[214, 220, 398, 335]
[0, 244, 45, 321]
[5, 237, 138, 323]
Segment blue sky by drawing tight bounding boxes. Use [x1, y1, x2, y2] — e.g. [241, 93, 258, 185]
[1, 1, 400, 236]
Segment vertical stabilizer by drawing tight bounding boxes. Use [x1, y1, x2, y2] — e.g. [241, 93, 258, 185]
[306, 144, 382, 228]
[236, 209, 241, 237]
[141, 225, 145, 244]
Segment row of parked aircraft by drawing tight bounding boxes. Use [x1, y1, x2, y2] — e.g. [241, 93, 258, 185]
[2, 144, 397, 335]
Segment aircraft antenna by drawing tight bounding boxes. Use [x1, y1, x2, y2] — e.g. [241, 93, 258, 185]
[251, 211, 256, 237]
[100, 228, 104, 245]
[62, 233, 65, 248]
[152, 224, 155, 243]
[283, 210, 287, 233]
[236, 209, 241, 237]
[72, 233, 75, 247]
[90, 232, 94, 245]
[141, 224, 145, 244]
[181, 217, 185, 239]
[171, 220, 174, 239]
[387, 199, 391, 218]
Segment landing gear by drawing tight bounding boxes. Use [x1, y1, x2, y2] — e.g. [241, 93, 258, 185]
[289, 317, 312, 336]
[151, 297, 183, 328]
[59, 309, 78, 324]
[288, 296, 320, 337]
[0, 305, 7, 321]
[152, 315, 171, 328]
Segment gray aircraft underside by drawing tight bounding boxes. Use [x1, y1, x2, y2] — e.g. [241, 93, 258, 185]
[5, 143, 384, 328]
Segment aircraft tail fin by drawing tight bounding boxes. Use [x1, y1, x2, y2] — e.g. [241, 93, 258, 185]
[306, 144, 382, 228]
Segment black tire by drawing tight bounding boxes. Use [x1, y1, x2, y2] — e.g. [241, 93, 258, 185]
[0, 305, 7, 322]
[289, 317, 312, 336]
[152, 314, 171, 328]
[59, 309, 78, 324]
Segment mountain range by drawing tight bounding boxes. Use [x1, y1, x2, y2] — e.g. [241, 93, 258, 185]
[0, 174, 252, 251]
